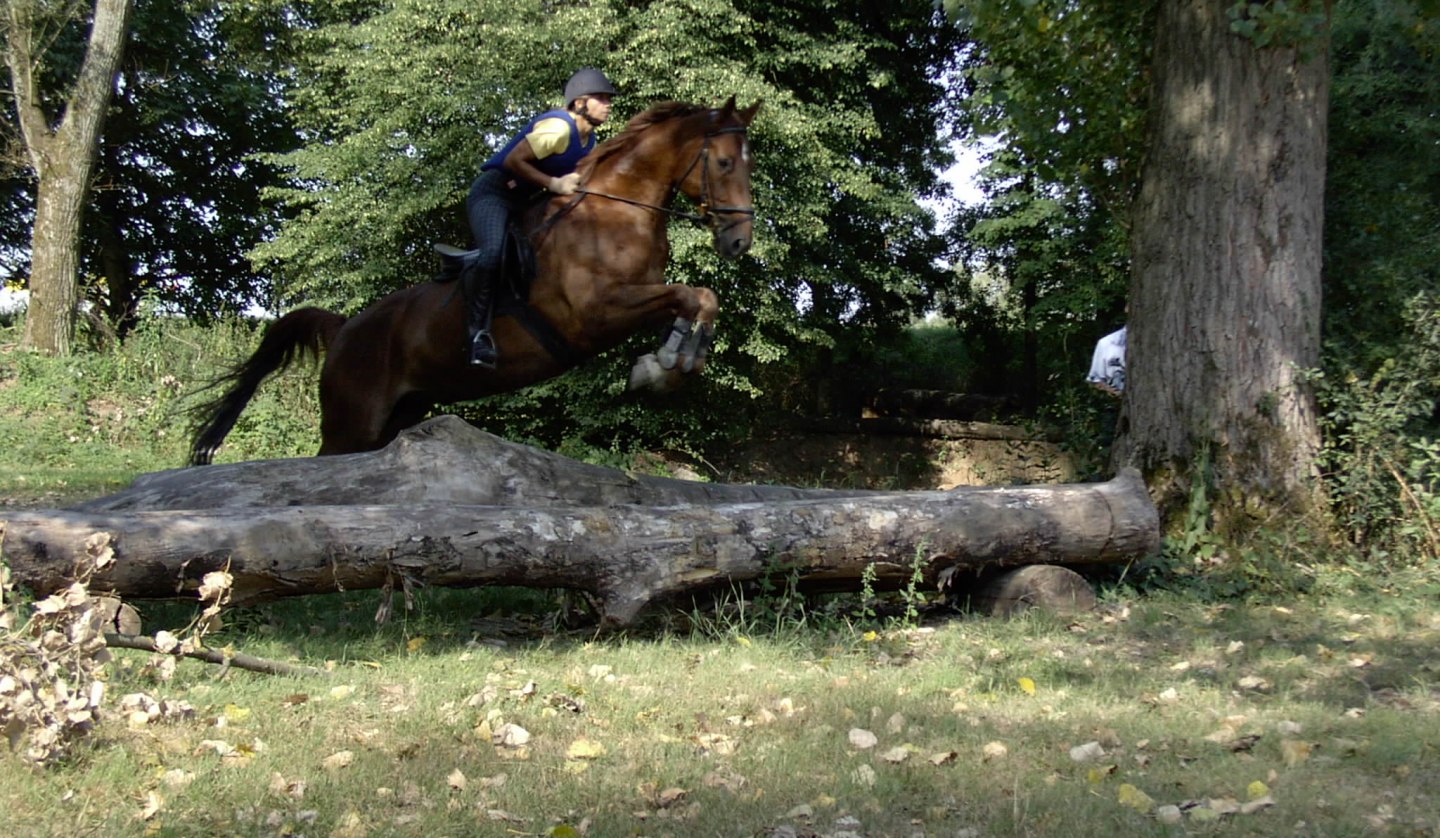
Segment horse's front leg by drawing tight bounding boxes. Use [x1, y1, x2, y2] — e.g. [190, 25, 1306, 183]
[655, 317, 715, 373]
[626, 286, 719, 393]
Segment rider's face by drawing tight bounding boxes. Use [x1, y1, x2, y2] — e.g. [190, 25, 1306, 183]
[580, 93, 613, 125]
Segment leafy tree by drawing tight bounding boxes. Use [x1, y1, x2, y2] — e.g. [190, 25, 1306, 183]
[253, 0, 961, 447]
[3, 0, 132, 355]
[85, 0, 301, 331]
[2, 0, 302, 335]
[943, 0, 1153, 404]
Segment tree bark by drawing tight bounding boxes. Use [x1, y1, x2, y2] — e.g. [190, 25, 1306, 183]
[1115, 0, 1328, 518]
[1, 417, 1160, 627]
[6, 0, 134, 355]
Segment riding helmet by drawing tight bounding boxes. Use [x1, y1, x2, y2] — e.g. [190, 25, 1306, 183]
[564, 68, 618, 106]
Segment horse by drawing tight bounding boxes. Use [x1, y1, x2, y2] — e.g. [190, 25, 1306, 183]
[189, 97, 761, 465]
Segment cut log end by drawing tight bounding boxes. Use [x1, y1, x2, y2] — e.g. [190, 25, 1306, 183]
[973, 565, 1096, 617]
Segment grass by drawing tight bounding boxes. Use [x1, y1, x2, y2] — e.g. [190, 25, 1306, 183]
[3, 579, 1439, 838]
[4, 318, 1440, 836]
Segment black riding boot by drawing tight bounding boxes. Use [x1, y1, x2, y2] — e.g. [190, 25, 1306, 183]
[463, 263, 498, 368]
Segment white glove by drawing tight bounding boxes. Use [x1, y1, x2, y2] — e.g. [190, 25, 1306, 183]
[549, 173, 582, 195]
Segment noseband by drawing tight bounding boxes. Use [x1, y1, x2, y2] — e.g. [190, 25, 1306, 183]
[571, 122, 756, 235]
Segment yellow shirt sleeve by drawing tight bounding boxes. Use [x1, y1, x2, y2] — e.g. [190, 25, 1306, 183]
[525, 117, 573, 160]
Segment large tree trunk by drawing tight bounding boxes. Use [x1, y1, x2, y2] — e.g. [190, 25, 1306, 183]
[6, 0, 134, 355]
[1115, 0, 1328, 517]
[2, 417, 1160, 627]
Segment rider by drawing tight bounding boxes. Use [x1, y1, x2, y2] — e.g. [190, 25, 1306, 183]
[462, 68, 618, 366]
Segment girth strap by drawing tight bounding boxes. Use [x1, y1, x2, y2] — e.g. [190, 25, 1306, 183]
[496, 298, 587, 370]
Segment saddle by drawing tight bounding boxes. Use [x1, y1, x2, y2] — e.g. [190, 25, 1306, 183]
[432, 224, 536, 302]
[430, 227, 583, 368]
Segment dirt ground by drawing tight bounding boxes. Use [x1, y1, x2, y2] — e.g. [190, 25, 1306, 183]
[710, 427, 1079, 490]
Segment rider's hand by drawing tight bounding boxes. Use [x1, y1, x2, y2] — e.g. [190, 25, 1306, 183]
[549, 173, 582, 195]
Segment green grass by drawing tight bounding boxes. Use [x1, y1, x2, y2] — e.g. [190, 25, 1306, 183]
[4, 318, 1440, 836]
[4, 581, 1440, 838]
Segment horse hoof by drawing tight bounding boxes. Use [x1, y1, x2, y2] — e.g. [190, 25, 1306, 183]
[628, 354, 666, 391]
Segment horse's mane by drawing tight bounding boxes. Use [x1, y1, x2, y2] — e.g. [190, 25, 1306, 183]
[576, 101, 710, 178]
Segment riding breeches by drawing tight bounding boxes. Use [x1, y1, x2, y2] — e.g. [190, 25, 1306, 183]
[466, 169, 532, 275]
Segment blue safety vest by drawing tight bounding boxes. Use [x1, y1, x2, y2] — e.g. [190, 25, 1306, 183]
[481, 110, 595, 177]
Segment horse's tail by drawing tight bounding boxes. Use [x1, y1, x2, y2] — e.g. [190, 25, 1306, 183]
[188, 307, 347, 466]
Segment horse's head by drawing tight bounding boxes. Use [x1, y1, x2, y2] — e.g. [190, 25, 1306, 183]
[677, 97, 762, 260]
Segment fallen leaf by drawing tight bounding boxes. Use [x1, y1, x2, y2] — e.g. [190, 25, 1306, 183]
[322, 750, 355, 770]
[1247, 780, 1270, 800]
[1281, 739, 1313, 766]
[136, 791, 163, 821]
[1241, 795, 1276, 815]
[447, 768, 467, 791]
[1069, 741, 1105, 762]
[566, 738, 607, 760]
[655, 787, 687, 808]
[493, 723, 531, 748]
[930, 750, 958, 766]
[1017, 677, 1036, 696]
[879, 746, 910, 763]
[1117, 783, 1154, 813]
[981, 741, 1008, 761]
[852, 764, 877, 787]
[848, 728, 879, 750]
[1156, 804, 1182, 824]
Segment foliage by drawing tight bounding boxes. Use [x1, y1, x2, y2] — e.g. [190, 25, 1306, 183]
[1318, 292, 1440, 566]
[0, 315, 320, 489]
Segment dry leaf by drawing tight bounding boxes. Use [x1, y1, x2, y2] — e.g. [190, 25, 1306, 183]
[880, 746, 910, 763]
[655, 787, 687, 808]
[981, 741, 1008, 760]
[322, 750, 355, 770]
[566, 738, 607, 760]
[1281, 739, 1313, 766]
[1156, 805, 1183, 824]
[493, 723, 531, 748]
[847, 728, 878, 750]
[930, 750, 958, 766]
[852, 764, 877, 787]
[447, 768, 467, 791]
[1069, 741, 1105, 762]
[1117, 783, 1154, 813]
[1017, 677, 1037, 696]
[136, 791, 163, 821]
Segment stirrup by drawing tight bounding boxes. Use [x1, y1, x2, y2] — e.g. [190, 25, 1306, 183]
[469, 331, 498, 368]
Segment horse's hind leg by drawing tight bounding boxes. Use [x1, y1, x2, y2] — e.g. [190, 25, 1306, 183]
[316, 370, 402, 456]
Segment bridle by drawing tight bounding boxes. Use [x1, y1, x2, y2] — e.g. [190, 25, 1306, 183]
[570, 123, 756, 234]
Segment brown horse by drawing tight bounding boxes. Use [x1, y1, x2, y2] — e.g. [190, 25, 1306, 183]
[190, 97, 761, 465]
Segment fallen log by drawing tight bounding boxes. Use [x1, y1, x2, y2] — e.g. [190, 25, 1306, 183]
[2, 417, 1159, 626]
[74, 415, 866, 512]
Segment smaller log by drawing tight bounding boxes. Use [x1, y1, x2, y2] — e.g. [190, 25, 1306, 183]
[972, 565, 1097, 617]
[803, 416, 1061, 442]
